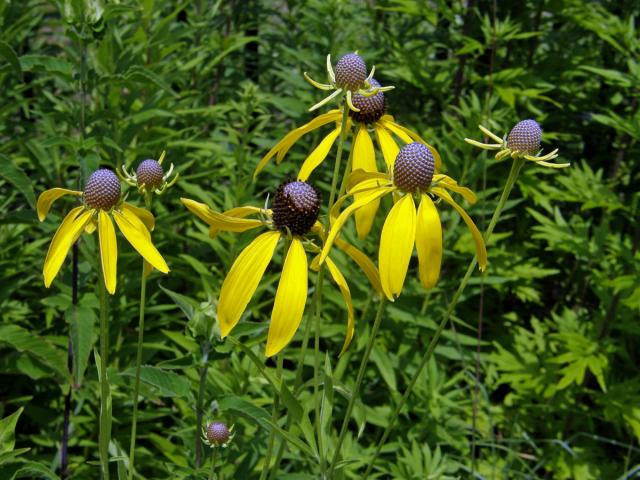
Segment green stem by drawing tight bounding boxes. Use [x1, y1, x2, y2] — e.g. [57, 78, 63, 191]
[313, 269, 327, 474]
[260, 355, 283, 480]
[98, 274, 111, 480]
[328, 298, 386, 477]
[195, 341, 211, 468]
[362, 158, 525, 478]
[127, 261, 147, 480]
[128, 194, 152, 480]
[326, 102, 351, 225]
[208, 447, 218, 480]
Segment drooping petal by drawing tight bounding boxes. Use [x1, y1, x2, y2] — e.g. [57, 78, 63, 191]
[436, 176, 477, 204]
[432, 187, 488, 271]
[380, 119, 443, 171]
[347, 170, 390, 193]
[121, 202, 155, 231]
[218, 231, 280, 338]
[379, 194, 416, 300]
[112, 209, 169, 273]
[43, 207, 93, 287]
[181, 198, 264, 233]
[374, 123, 400, 171]
[297, 127, 341, 181]
[324, 256, 355, 355]
[352, 126, 380, 239]
[37, 188, 82, 221]
[98, 210, 117, 294]
[266, 238, 308, 357]
[415, 194, 442, 289]
[319, 186, 395, 265]
[254, 110, 342, 177]
[208, 206, 265, 238]
[334, 238, 382, 294]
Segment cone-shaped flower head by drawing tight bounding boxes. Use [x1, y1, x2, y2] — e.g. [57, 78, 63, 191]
[506, 119, 542, 156]
[272, 180, 321, 236]
[206, 422, 230, 446]
[350, 78, 386, 124]
[120, 151, 179, 195]
[136, 159, 165, 189]
[393, 143, 436, 193]
[334, 53, 368, 91]
[465, 119, 568, 168]
[83, 169, 121, 210]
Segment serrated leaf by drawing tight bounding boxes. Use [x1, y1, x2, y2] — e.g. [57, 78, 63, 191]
[0, 408, 23, 455]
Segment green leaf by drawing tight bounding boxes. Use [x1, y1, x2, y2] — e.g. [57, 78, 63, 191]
[0, 41, 22, 80]
[0, 155, 36, 207]
[159, 285, 195, 321]
[67, 305, 97, 386]
[120, 366, 191, 398]
[0, 326, 70, 387]
[124, 66, 178, 97]
[0, 408, 23, 455]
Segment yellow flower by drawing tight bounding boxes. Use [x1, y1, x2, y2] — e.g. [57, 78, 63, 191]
[254, 79, 442, 240]
[319, 142, 488, 301]
[181, 180, 381, 357]
[37, 169, 169, 294]
[464, 119, 569, 168]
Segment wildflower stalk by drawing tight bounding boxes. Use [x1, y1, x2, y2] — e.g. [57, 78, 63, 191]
[208, 446, 218, 480]
[127, 192, 152, 480]
[195, 339, 211, 467]
[98, 271, 112, 480]
[362, 157, 526, 478]
[260, 354, 283, 480]
[328, 297, 386, 477]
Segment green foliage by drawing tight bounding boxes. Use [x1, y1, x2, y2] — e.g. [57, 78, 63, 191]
[0, 0, 638, 478]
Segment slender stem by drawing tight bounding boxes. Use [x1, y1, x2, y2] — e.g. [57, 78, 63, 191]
[208, 447, 218, 480]
[128, 194, 152, 479]
[98, 275, 111, 480]
[260, 355, 283, 480]
[195, 340, 211, 468]
[326, 102, 351, 225]
[362, 158, 525, 478]
[128, 261, 147, 480]
[328, 298, 385, 477]
[313, 269, 327, 474]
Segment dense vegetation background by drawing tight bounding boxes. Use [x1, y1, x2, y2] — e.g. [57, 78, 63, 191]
[0, 0, 638, 478]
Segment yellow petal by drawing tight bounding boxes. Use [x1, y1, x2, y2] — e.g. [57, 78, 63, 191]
[319, 186, 395, 265]
[218, 231, 280, 338]
[353, 126, 379, 239]
[254, 110, 342, 178]
[379, 194, 416, 300]
[298, 127, 340, 181]
[324, 256, 355, 355]
[347, 170, 390, 193]
[416, 195, 442, 289]
[333, 238, 382, 294]
[98, 210, 117, 294]
[374, 123, 400, 171]
[121, 203, 155, 231]
[380, 119, 443, 171]
[112, 209, 169, 273]
[437, 175, 477, 204]
[432, 187, 488, 271]
[266, 238, 308, 357]
[37, 188, 82, 221]
[43, 207, 93, 288]
[85, 218, 97, 234]
[208, 206, 265, 238]
[181, 198, 263, 232]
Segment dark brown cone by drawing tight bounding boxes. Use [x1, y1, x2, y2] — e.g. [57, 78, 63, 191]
[334, 53, 367, 91]
[136, 159, 164, 189]
[350, 78, 385, 124]
[507, 119, 542, 155]
[271, 180, 320, 236]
